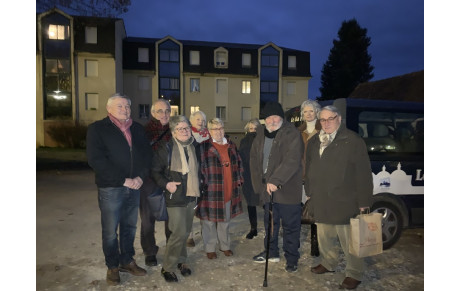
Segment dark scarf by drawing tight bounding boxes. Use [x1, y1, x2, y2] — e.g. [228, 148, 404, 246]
[264, 127, 279, 139]
[145, 117, 171, 150]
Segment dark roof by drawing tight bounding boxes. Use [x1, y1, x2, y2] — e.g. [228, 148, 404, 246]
[348, 70, 424, 102]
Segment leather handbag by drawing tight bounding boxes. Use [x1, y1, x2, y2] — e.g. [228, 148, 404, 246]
[147, 186, 168, 221]
[301, 199, 315, 224]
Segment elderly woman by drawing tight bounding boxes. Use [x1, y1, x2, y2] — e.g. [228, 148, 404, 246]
[151, 115, 200, 282]
[298, 100, 321, 257]
[196, 118, 244, 259]
[239, 118, 261, 239]
[185, 110, 210, 247]
[190, 111, 210, 143]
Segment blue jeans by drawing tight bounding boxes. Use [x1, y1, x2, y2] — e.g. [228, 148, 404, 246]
[98, 187, 140, 269]
[263, 202, 302, 266]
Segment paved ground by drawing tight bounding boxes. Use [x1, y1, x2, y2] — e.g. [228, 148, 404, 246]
[36, 169, 424, 290]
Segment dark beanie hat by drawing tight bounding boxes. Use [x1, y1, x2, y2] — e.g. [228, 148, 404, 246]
[261, 101, 285, 119]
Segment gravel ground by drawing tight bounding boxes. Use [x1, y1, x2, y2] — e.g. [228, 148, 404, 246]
[36, 169, 424, 290]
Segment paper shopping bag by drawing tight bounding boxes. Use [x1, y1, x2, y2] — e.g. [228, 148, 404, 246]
[349, 212, 383, 257]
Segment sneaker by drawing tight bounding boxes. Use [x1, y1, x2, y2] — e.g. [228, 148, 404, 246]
[106, 268, 120, 286]
[285, 264, 298, 273]
[119, 260, 147, 276]
[161, 268, 178, 282]
[252, 251, 280, 263]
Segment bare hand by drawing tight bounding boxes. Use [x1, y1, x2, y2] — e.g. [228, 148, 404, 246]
[266, 183, 278, 195]
[166, 181, 181, 194]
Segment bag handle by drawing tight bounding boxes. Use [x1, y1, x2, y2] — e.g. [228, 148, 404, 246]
[359, 207, 370, 214]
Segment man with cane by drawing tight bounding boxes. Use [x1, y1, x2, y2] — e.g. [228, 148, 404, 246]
[250, 101, 304, 276]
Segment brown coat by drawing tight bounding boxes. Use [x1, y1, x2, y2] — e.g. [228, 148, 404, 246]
[298, 120, 322, 178]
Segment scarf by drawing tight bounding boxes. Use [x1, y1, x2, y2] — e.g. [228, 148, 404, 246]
[145, 117, 171, 150]
[170, 136, 200, 197]
[191, 126, 210, 143]
[108, 113, 133, 147]
[264, 127, 279, 139]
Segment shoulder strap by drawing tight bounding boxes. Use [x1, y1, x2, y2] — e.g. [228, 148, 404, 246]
[150, 129, 169, 146]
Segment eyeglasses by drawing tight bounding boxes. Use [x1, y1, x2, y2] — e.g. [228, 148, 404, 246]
[319, 115, 338, 124]
[154, 109, 171, 115]
[209, 127, 224, 131]
[175, 127, 190, 132]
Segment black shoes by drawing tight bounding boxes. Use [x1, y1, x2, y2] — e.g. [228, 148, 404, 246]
[177, 263, 192, 276]
[285, 264, 298, 273]
[246, 229, 258, 239]
[161, 268, 178, 282]
[145, 255, 158, 266]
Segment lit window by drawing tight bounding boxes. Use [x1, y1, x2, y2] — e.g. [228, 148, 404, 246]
[216, 106, 227, 120]
[191, 78, 200, 92]
[170, 106, 179, 116]
[85, 26, 97, 44]
[138, 48, 149, 63]
[138, 76, 150, 91]
[287, 82, 296, 95]
[139, 104, 149, 119]
[190, 51, 200, 65]
[85, 60, 98, 77]
[85, 93, 99, 110]
[242, 107, 251, 121]
[242, 81, 251, 94]
[48, 24, 69, 40]
[288, 56, 296, 69]
[46, 59, 70, 73]
[191, 106, 200, 114]
[242, 53, 251, 68]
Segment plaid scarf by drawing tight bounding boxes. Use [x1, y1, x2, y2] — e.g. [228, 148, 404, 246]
[145, 117, 171, 150]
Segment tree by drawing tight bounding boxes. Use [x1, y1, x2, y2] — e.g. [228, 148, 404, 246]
[36, 0, 131, 18]
[318, 19, 374, 101]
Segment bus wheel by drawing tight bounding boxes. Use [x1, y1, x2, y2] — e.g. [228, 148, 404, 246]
[371, 201, 403, 250]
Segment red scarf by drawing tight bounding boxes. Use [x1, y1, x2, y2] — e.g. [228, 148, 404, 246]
[191, 126, 210, 138]
[108, 113, 133, 147]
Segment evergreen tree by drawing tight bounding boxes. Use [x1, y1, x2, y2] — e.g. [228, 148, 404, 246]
[318, 19, 374, 100]
[37, 0, 131, 18]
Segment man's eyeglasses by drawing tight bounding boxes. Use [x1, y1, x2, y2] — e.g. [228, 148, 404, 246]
[319, 115, 338, 124]
[154, 109, 171, 115]
[209, 127, 224, 131]
[175, 127, 190, 132]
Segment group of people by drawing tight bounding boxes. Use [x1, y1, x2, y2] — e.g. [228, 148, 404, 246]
[86, 93, 373, 290]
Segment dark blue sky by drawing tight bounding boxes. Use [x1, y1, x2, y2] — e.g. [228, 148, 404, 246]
[121, 0, 424, 99]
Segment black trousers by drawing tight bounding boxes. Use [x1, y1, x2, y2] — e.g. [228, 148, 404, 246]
[139, 178, 171, 256]
[247, 205, 258, 230]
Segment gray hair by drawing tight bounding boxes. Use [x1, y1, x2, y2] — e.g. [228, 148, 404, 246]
[244, 118, 261, 133]
[300, 100, 321, 120]
[169, 115, 191, 131]
[151, 99, 171, 112]
[208, 117, 224, 129]
[320, 105, 341, 117]
[107, 93, 131, 106]
[190, 110, 207, 123]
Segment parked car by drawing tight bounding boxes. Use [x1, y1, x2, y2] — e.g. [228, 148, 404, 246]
[286, 98, 424, 249]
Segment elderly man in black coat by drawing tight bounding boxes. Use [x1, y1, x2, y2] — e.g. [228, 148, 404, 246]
[305, 105, 373, 290]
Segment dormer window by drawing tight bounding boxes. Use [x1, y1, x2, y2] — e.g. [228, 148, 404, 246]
[214, 48, 228, 68]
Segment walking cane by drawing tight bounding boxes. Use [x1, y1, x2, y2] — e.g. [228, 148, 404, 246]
[263, 191, 274, 287]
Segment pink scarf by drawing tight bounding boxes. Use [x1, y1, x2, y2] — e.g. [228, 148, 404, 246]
[108, 113, 133, 147]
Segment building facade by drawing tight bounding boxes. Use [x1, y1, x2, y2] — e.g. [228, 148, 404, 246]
[36, 9, 311, 147]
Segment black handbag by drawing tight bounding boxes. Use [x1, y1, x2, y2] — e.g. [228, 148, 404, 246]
[147, 187, 168, 221]
[147, 142, 172, 221]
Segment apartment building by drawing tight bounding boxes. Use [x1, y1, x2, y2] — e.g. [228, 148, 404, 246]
[36, 8, 311, 147]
